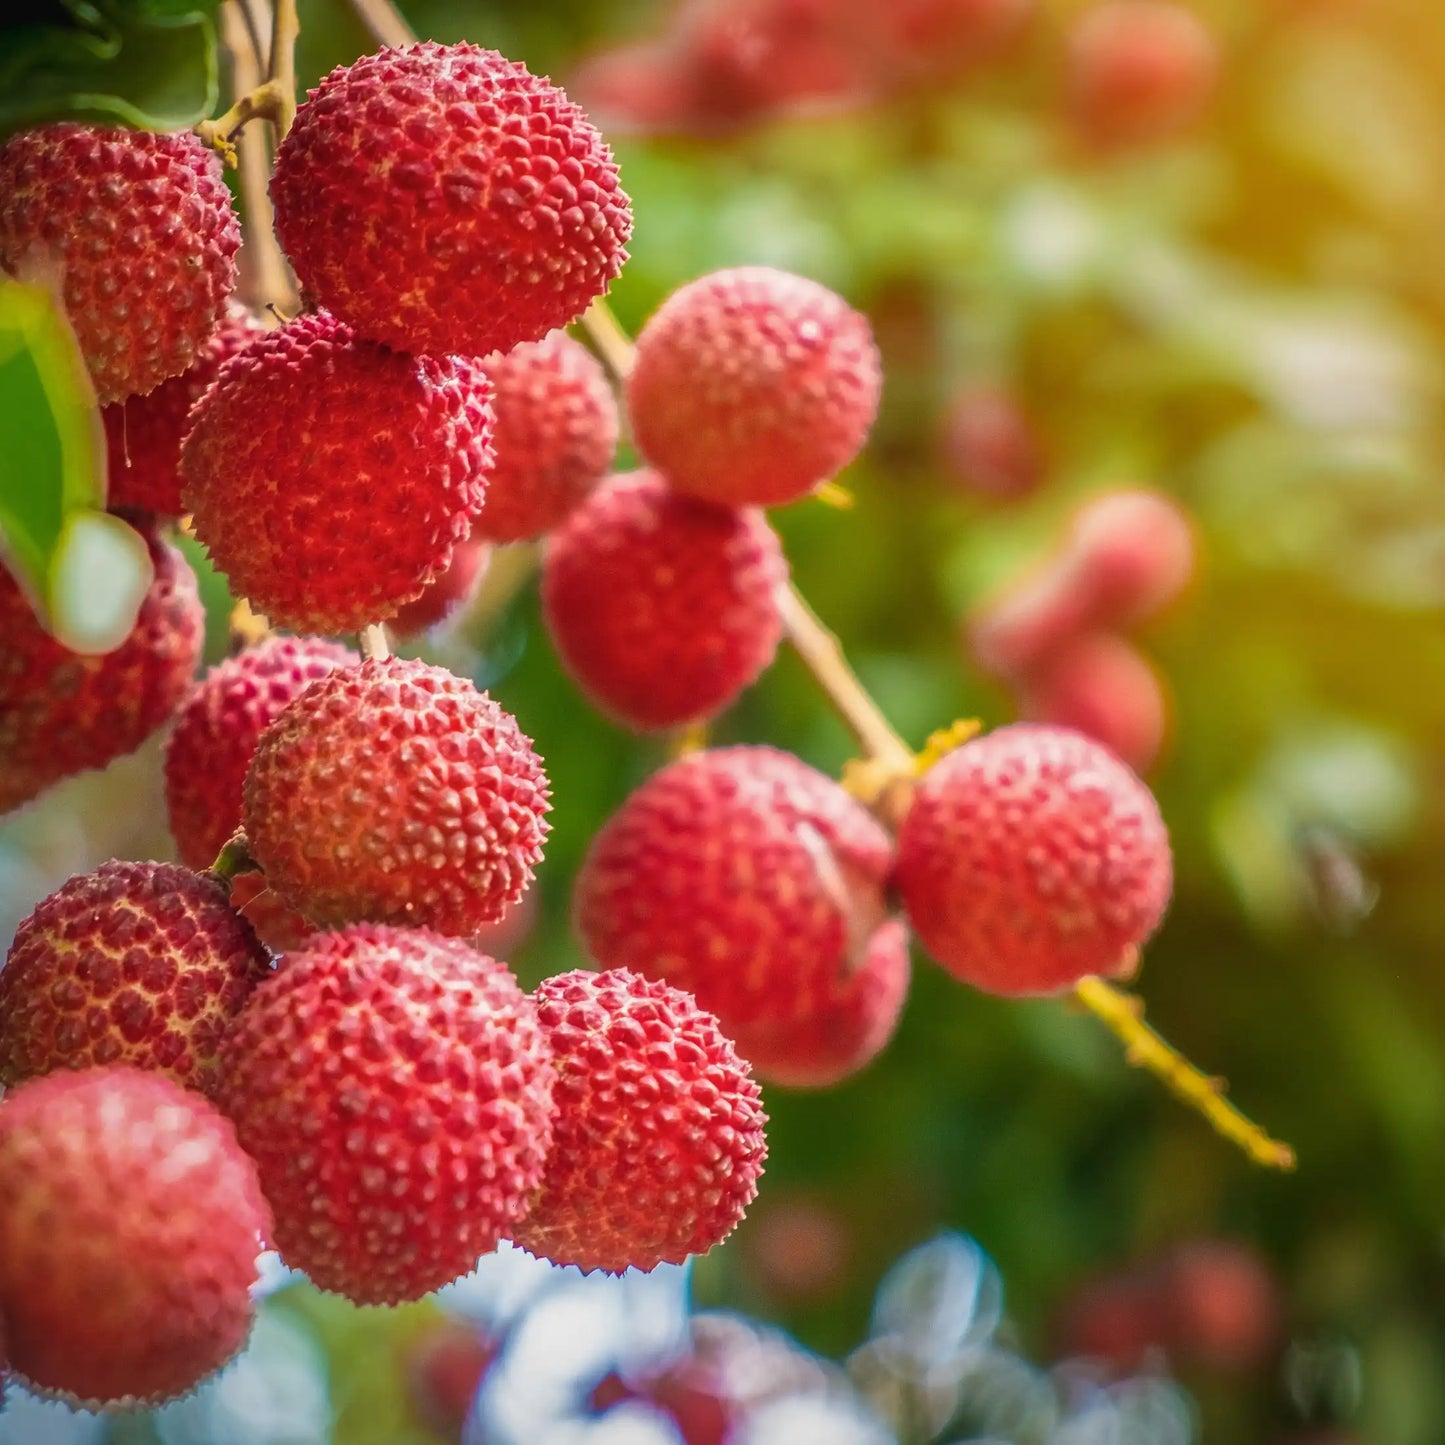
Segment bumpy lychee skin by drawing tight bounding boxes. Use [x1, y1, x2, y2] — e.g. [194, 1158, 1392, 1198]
[0, 1065, 268, 1408]
[0, 533, 203, 816]
[242, 658, 550, 935]
[576, 747, 908, 1087]
[896, 724, 1172, 995]
[217, 926, 555, 1304]
[512, 968, 766, 1274]
[180, 311, 495, 633]
[389, 537, 491, 637]
[271, 42, 633, 358]
[0, 861, 269, 1094]
[627, 267, 881, 507]
[473, 332, 620, 543]
[0, 124, 240, 405]
[542, 471, 786, 731]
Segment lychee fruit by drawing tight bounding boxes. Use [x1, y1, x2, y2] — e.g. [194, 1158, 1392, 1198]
[405, 1320, 498, 1442]
[627, 266, 881, 507]
[576, 746, 908, 1087]
[270, 42, 633, 358]
[940, 383, 1045, 500]
[242, 658, 550, 935]
[0, 860, 269, 1095]
[389, 537, 491, 637]
[472, 332, 619, 543]
[0, 531, 203, 816]
[0, 1065, 269, 1407]
[511, 968, 766, 1273]
[216, 926, 555, 1304]
[225, 871, 317, 955]
[0, 123, 240, 404]
[896, 723, 1172, 994]
[541, 471, 787, 731]
[180, 310, 495, 633]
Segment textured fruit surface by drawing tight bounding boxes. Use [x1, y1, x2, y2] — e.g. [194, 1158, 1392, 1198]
[0, 533, 203, 816]
[0, 124, 239, 404]
[896, 724, 1172, 994]
[577, 746, 908, 1086]
[181, 311, 495, 633]
[389, 537, 490, 636]
[103, 304, 268, 517]
[217, 926, 555, 1304]
[542, 471, 786, 730]
[271, 42, 632, 357]
[512, 968, 766, 1273]
[227, 871, 316, 955]
[0, 861, 269, 1093]
[627, 266, 881, 506]
[243, 658, 550, 935]
[165, 635, 360, 870]
[473, 332, 619, 542]
[0, 1066, 268, 1407]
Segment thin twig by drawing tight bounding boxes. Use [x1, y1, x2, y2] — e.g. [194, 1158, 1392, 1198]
[267, 0, 300, 140]
[578, 297, 639, 386]
[361, 623, 392, 661]
[345, 0, 415, 48]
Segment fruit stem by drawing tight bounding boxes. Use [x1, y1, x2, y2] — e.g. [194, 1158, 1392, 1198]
[361, 623, 391, 661]
[1073, 976, 1297, 1172]
[578, 297, 640, 386]
[344, 0, 414, 48]
[209, 832, 261, 884]
[196, 0, 299, 158]
[228, 596, 274, 651]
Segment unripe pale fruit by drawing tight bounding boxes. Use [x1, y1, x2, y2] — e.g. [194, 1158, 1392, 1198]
[388, 538, 490, 637]
[472, 333, 619, 542]
[542, 471, 786, 731]
[940, 383, 1044, 500]
[512, 968, 766, 1273]
[217, 926, 555, 1304]
[181, 311, 495, 633]
[896, 724, 1172, 994]
[243, 658, 550, 935]
[627, 267, 882, 506]
[0, 532, 203, 816]
[271, 42, 632, 357]
[0, 861, 269, 1094]
[577, 746, 908, 1086]
[0, 124, 240, 404]
[0, 1066, 268, 1407]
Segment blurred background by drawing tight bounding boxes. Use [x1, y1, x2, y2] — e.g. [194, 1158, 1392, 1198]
[5, 0, 1445, 1441]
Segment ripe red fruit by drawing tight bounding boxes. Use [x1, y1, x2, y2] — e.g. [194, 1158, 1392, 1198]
[388, 537, 491, 637]
[542, 471, 787, 731]
[896, 724, 1172, 994]
[1057, 1271, 1167, 1373]
[405, 1320, 497, 1442]
[472, 333, 619, 543]
[271, 42, 632, 358]
[243, 658, 550, 935]
[512, 968, 766, 1273]
[861, 0, 1037, 88]
[226, 871, 316, 955]
[627, 267, 882, 507]
[0, 532, 203, 816]
[0, 860, 269, 1094]
[217, 926, 554, 1304]
[577, 746, 908, 1086]
[1164, 1240, 1280, 1372]
[181, 311, 495, 633]
[940, 383, 1045, 500]
[0, 1066, 268, 1407]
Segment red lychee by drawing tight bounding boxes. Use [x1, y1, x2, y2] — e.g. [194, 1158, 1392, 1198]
[576, 746, 908, 1086]
[217, 926, 555, 1304]
[226, 871, 316, 955]
[0, 531, 203, 816]
[180, 311, 495, 633]
[628, 267, 881, 507]
[940, 383, 1045, 500]
[0, 861, 269, 1094]
[1163, 1240, 1280, 1372]
[896, 724, 1172, 994]
[0, 124, 240, 404]
[0, 1065, 268, 1407]
[472, 332, 619, 543]
[242, 658, 550, 935]
[405, 1320, 497, 1442]
[271, 42, 632, 358]
[511, 968, 766, 1273]
[389, 538, 491, 637]
[541, 471, 786, 731]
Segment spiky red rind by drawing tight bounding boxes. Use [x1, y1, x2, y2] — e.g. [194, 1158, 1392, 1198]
[388, 538, 490, 637]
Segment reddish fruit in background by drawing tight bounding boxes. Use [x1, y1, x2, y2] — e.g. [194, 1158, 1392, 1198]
[389, 538, 491, 637]
[271, 42, 632, 358]
[740, 1191, 853, 1304]
[860, 0, 1037, 87]
[940, 383, 1045, 500]
[0, 1066, 268, 1407]
[0, 532, 203, 817]
[0, 861, 269, 1094]
[471, 885, 540, 961]
[181, 311, 494, 633]
[242, 659, 550, 936]
[627, 267, 882, 507]
[896, 724, 1172, 994]
[512, 968, 767, 1274]
[576, 746, 908, 1086]
[0, 124, 239, 404]
[218, 926, 555, 1304]
[226, 871, 316, 955]
[1057, 1270, 1169, 1373]
[542, 471, 787, 731]
[405, 1320, 498, 1442]
[1164, 1240, 1281, 1371]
